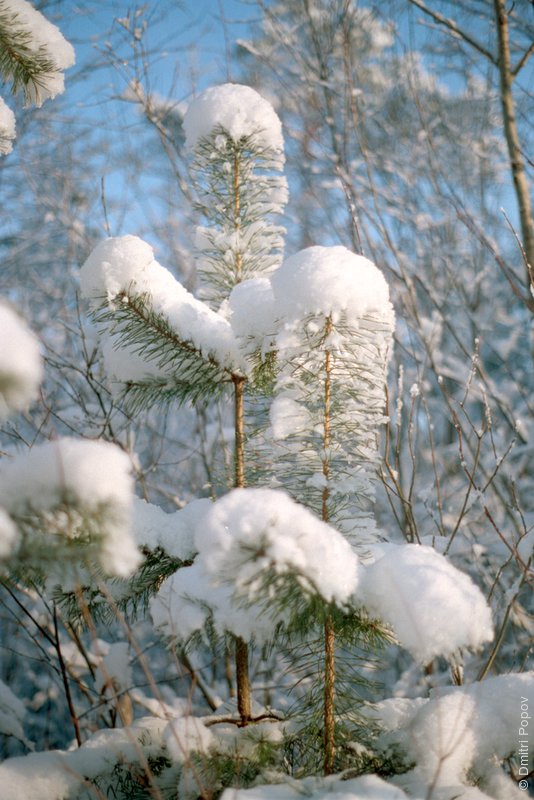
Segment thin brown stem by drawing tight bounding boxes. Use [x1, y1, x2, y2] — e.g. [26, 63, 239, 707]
[232, 373, 251, 725]
[322, 315, 335, 774]
[233, 149, 243, 284]
[53, 604, 82, 747]
[323, 613, 336, 775]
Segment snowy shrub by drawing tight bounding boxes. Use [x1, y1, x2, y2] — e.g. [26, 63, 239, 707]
[0, 12, 531, 798]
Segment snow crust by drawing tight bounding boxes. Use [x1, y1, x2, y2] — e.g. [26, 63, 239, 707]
[0, 98, 16, 155]
[358, 544, 494, 662]
[5, 0, 75, 106]
[0, 438, 141, 576]
[271, 246, 392, 323]
[183, 83, 284, 152]
[80, 235, 244, 375]
[0, 303, 43, 420]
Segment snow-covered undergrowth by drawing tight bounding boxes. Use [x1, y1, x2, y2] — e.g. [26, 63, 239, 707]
[0, 64, 531, 800]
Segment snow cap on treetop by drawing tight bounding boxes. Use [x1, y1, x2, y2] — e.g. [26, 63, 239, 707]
[183, 83, 284, 153]
[0, 303, 42, 421]
[272, 246, 392, 322]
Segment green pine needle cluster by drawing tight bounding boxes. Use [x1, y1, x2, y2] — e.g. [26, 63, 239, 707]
[94, 290, 238, 413]
[0, 0, 57, 105]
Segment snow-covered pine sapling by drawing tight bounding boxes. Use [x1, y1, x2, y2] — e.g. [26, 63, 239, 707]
[80, 84, 289, 727]
[184, 83, 287, 724]
[235, 246, 395, 774]
[184, 83, 288, 308]
[266, 246, 395, 548]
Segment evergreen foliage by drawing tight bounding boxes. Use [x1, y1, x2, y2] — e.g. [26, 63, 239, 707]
[93, 291, 238, 413]
[1, 6, 532, 796]
[189, 125, 287, 307]
[0, 1, 56, 104]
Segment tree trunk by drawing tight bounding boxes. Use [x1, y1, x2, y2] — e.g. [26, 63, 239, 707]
[494, 0, 534, 289]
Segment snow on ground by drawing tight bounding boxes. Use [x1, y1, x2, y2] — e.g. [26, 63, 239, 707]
[0, 717, 167, 800]
[371, 672, 534, 798]
[0, 437, 141, 576]
[0, 302, 42, 420]
[220, 774, 411, 800]
[183, 83, 284, 153]
[4, 0, 75, 106]
[357, 543, 494, 662]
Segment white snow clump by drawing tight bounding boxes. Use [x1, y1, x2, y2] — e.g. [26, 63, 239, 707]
[228, 277, 277, 356]
[151, 488, 359, 644]
[164, 716, 214, 764]
[196, 488, 359, 604]
[0, 508, 17, 559]
[0, 98, 16, 155]
[357, 543, 494, 662]
[0, 438, 141, 576]
[271, 245, 392, 323]
[373, 671, 534, 797]
[0, 303, 43, 420]
[183, 83, 284, 153]
[80, 235, 243, 377]
[5, 0, 75, 107]
[131, 496, 210, 561]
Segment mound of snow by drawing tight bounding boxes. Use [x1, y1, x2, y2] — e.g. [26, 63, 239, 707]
[183, 83, 283, 152]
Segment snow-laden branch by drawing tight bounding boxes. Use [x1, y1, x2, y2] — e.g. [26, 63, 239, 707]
[151, 488, 360, 644]
[0, 438, 141, 578]
[80, 235, 246, 408]
[0, 0, 75, 107]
